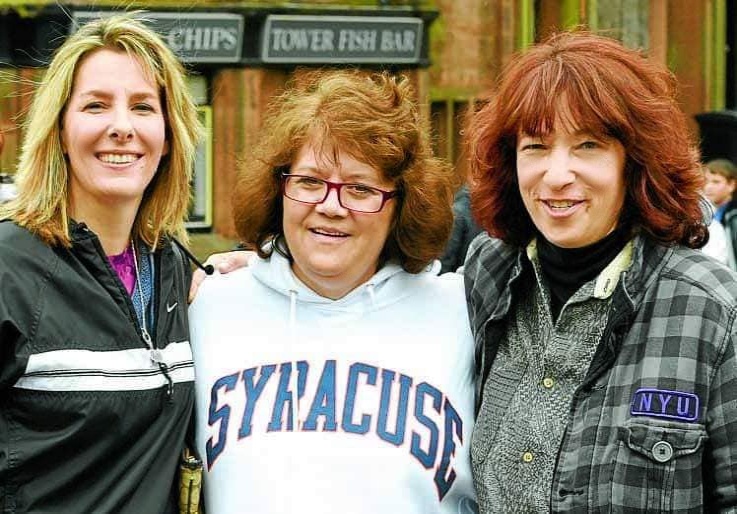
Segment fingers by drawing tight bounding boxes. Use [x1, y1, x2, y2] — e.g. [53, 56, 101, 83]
[214, 251, 254, 274]
[188, 267, 208, 304]
[187, 251, 257, 303]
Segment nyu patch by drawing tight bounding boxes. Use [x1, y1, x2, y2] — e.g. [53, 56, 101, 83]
[630, 388, 700, 422]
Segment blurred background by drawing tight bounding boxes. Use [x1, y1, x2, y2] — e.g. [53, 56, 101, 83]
[0, 0, 734, 259]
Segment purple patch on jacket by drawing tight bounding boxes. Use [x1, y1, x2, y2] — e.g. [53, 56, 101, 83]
[630, 388, 700, 422]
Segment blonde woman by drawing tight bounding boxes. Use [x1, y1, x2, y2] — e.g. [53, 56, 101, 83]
[0, 14, 201, 512]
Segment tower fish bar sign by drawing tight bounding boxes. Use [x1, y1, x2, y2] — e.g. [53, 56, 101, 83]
[261, 15, 423, 64]
[71, 11, 244, 64]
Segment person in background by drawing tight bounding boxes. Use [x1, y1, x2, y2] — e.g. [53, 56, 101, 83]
[709, 159, 737, 269]
[704, 158, 737, 224]
[189, 70, 477, 514]
[699, 163, 731, 265]
[440, 184, 483, 273]
[0, 14, 200, 512]
[465, 31, 737, 512]
[701, 182, 734, 265]
[701, 206, 729, 265]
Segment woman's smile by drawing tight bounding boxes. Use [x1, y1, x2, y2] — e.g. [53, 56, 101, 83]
[283, 140, 396, 299]
[517, 120, 626, 248]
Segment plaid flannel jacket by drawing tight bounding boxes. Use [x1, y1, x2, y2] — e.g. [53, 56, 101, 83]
[464, 232, 737, 513]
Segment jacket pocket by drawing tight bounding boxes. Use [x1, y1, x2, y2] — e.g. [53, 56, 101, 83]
[609, 421, 706, 513]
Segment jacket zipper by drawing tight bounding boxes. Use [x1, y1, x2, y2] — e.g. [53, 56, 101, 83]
[84, 229, 174, 400]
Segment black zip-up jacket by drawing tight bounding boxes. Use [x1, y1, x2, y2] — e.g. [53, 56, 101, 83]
[0, 220, 194, 513]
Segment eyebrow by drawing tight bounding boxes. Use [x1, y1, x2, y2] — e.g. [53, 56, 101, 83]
[340, 171, 379, 182]
[571, 129, 598, 137]
[77, 90, 159, 101]
[292, 165, 382, 183]
[291, 165, 322, 174]
[519, 129, 600, 139]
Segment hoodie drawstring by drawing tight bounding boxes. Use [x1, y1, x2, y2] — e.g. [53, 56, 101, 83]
[288, 289, 300, 431]
[171, 237, 214, 275]
[366, 283, 377, 308]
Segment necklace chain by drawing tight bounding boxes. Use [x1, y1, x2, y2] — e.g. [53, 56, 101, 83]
[131, 239, 163, 364]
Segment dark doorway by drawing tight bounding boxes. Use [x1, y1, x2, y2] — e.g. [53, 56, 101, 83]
[728, 0, 736, 108]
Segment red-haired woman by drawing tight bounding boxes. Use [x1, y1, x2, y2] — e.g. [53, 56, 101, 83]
[465, 31, 737, 512]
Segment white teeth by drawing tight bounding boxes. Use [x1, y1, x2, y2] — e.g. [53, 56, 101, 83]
[547, 200, 576, 209]
[313, 229, 346, 237]
[99, 153, 138, 164]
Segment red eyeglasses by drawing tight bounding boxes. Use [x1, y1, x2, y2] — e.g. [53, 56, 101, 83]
[281, 174, 398, 213]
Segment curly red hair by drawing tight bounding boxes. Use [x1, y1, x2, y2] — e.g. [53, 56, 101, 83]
[232, 69, 456, 272]
[468, 30, 706, 248]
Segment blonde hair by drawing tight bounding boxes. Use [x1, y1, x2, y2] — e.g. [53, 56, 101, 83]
[1, 13, 202, 248]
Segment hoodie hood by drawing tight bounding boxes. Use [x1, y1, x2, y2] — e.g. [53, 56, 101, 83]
[250, 248, 439, 313]
[248, 248, 442, 431]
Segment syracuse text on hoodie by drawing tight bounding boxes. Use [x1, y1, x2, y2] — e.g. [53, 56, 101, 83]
[189, 250, 478, 514]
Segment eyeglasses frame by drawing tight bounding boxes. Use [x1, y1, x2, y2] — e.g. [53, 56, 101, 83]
[280, 173, 399, 213]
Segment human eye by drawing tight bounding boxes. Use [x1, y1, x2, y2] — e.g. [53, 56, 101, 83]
[83, 101, 106, 113]
[293, 176, 324, 188]
[578, 140, 600, 150]
[132, 102, 156, 113]
[345, 183, 380, 197]
[519, 142, 546, 152]
[518, 136, 545, 152]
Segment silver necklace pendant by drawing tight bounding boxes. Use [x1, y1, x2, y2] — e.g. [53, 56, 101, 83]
[141, 325, 162, 364]
[150, 348, 164, 364]
[132, 240, 161, 365]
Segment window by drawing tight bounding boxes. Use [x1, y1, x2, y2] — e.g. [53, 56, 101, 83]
[187, 75, 212, 230]
[431, 99, 473, 180]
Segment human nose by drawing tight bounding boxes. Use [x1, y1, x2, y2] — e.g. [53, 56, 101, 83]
[543, 147, 575, 189]
[107, 106, 134, 141]
[315, 185, 348, 215]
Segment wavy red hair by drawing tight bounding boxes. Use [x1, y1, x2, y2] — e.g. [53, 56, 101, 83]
[468, 30, 706, 248]
[232, 69, 456, 273]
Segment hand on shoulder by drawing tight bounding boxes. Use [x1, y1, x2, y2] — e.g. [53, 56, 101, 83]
[188, 250, 255, 303]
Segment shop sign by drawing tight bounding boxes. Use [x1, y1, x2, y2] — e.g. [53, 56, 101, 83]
[261, 15, 423, 64]
[72, 11, 244, 63]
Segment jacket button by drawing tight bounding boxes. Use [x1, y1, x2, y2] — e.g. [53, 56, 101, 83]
[522, 451, 534, 463]
[542, 377, 555, 389]
[652, 441, 674, 463]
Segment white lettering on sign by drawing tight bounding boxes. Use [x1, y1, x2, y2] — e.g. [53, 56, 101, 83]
[271, 28, 335, 52]
[380, 29, 416, 53]
[337, 29, 377, 52]
[167, 27, 238, 52]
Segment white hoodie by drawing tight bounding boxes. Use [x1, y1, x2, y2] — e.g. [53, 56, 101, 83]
[189, 251, 478, 514]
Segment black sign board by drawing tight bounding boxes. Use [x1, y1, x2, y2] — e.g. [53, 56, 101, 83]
[261, 15, 423, 64]
[72, 11, 244, 64]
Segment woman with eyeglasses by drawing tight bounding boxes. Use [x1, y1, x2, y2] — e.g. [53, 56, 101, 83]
[188, 70, 477, 514]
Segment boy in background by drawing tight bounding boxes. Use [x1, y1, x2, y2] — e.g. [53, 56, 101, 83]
[704, 159, 737, 223]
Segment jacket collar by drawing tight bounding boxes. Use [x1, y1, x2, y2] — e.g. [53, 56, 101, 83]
[488, 231, 672, 320]
[68, 219, 170, 256]
[617, 232, 672, 308]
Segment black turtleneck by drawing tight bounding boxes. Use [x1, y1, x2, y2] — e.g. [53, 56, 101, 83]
[537, 226, 629, 321]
